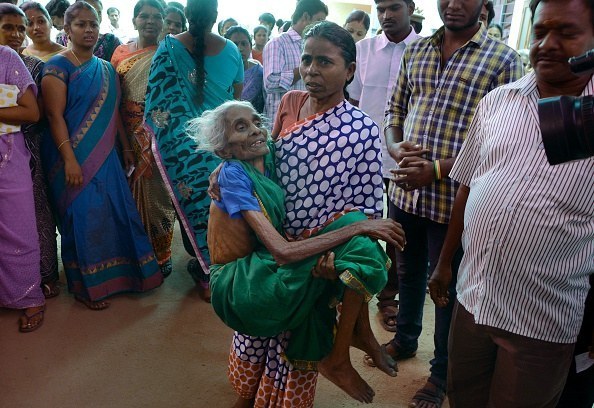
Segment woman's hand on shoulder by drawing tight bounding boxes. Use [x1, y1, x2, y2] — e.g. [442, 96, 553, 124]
[207, 162, 223, 201]
[358, 219, 406, 251]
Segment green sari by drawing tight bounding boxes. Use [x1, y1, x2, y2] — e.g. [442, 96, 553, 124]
[210, 151, 388, 369]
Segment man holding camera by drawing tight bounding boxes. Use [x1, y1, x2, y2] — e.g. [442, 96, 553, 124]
[429, 0, 594, 406]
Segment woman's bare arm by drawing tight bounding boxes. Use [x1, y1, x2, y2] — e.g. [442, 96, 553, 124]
[116, 112, 134, 170]
[0, 87, 39, 124]
[42, 75, 82, 187]
[242, 210, 405, 266]
[233, 82, 243, 100]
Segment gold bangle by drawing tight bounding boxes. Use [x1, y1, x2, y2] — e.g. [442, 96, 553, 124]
[57, 139, 70, 150]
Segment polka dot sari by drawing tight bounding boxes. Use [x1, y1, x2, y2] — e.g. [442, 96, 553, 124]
[229, 332, 318, 407]
[274, 97, 385, 239]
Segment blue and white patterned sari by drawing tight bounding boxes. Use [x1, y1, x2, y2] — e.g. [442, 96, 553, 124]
[274, 97, 385, 239]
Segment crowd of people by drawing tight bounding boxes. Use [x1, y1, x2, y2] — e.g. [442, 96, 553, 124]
[0, 0, 592, 407]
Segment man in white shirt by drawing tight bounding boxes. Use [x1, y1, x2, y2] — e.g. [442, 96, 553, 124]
[105, 6, 128, 44]
[348, 0, 420, 337]
[429, 0, 594, 405]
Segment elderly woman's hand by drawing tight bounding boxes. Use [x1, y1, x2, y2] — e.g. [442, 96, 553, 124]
[359, 219, 406, 251]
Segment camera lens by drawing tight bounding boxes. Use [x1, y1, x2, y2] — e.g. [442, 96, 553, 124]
[538, 95, 594, 165]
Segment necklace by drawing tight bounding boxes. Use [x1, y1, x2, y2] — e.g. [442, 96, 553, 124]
[70, 49, 82, 66]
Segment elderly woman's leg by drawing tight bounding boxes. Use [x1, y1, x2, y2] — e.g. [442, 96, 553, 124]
[318, 288, 376, 403]
[352, 301, 398, 376]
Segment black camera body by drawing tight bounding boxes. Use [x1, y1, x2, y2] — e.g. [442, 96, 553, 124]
[538, 49, 594, 164]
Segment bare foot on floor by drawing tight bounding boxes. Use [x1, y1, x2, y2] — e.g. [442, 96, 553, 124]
[232, 396, 254, 408]
[369, 344, 397, 376]
[318, 358, 375, 403]
[352, 323, 397, 376]
[75, 295, 110, 310]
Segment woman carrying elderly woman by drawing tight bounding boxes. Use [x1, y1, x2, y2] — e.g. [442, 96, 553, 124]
[41, 1, 161, 310]
[0, 3, 60, 299]
[111, 0, 176, 277]
[0, 44, 45, 332]
[207, 21, 402, 407]
[144, 0, 243, 296]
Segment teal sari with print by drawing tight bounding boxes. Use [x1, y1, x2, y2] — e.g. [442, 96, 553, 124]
[144, 36, 244, 275]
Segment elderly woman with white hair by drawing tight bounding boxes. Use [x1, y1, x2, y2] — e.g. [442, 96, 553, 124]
[199, 99, 404, 406]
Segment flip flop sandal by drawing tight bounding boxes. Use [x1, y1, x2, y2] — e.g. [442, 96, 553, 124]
[19, 306, 45, 333]
[363, 354, 376, 367]
[410, 382, 446, 408]
[160, 260, 173, 278]
[377, 299, 399, 332]
[42, 282, 61, 299]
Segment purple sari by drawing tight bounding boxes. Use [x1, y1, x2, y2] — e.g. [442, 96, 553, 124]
[242, 63, 264, 113]
[0, 46, 44, 309]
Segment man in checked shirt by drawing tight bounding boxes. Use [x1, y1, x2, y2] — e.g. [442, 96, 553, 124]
[382, 0, 523, 407]
[262, 0, 328, 124]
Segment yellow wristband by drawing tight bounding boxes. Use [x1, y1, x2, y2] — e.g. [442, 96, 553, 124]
[434, 160, 442, 180]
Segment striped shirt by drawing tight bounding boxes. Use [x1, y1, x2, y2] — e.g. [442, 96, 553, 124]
[263, 27, 306, 124]
[451, 72, 594, 343]
[385, 25, 524, 224]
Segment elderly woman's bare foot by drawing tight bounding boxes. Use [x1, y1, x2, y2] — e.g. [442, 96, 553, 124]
[352, 320, 397, 376]
[365, 343, 398, 377]
[318, 357, 375, 403]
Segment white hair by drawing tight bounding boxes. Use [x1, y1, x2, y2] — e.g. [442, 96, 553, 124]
[186, 100, 265, 156]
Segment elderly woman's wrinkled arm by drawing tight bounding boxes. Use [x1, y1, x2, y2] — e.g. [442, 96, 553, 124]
[242, 210, 405, 266]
